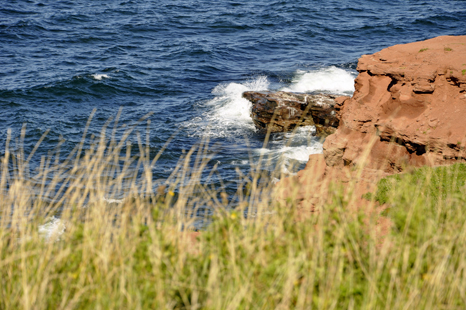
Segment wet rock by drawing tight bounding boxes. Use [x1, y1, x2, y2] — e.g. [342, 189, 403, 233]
[242, 91, 343, 136]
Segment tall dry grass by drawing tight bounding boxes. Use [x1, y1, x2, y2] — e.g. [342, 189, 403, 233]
[1, 112, 466, 309]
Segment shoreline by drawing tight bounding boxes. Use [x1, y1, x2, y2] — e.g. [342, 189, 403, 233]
[275, 35, 466, 211]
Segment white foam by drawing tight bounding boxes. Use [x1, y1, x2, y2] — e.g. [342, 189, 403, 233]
[256, 148, 272, 155]
[183, 67, 354, 174]
[281, 144, 322, 161]
[91, 74, 110, 80]
[36, 196, 124, 242]
[103, 197, 124, 204]
[183, 76, 269, 138]
[38, 216, 66, 242]
[231, 160, 249, 165]
[281, 127, 322, 161]
[254, 126, 323, 173]
[256, 139, 322, 162]
[282, 66, 355, 95]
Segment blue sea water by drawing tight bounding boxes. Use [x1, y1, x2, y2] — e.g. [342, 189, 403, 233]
[1, 0, 465, 201]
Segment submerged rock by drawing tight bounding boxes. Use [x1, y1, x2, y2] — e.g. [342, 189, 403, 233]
[242, 91, 343, 136]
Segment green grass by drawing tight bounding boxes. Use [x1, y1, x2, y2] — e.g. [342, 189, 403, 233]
[2, 118, 466, 309]
[419, 48, 429, 52]
[372, 163, 466, 205]
[370, 163, 466, 246]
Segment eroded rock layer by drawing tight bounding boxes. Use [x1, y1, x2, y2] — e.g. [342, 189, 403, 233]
[243, 91, 343, 136]
[324, 35, 466, 172]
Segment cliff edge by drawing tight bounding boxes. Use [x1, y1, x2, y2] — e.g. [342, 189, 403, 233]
[324, 35, 466, 172]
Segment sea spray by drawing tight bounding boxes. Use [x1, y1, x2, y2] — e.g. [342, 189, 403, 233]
[282, 66, 356, 95]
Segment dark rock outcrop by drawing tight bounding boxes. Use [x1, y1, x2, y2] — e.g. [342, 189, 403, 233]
[242, 91, 345, 136]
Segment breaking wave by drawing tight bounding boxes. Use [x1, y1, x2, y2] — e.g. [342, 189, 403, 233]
[282, 66, 356, 95]
[183, 66, 355, 174]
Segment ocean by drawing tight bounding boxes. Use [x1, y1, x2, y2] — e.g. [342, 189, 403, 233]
[1, 0, 465, 213]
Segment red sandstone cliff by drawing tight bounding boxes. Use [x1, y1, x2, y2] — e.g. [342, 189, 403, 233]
[324, 36, 466, 172]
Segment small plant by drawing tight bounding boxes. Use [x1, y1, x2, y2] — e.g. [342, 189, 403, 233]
[462, 69, 466, 76]
[419, 48, 429, 52]
[444, 47, 453, 52]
